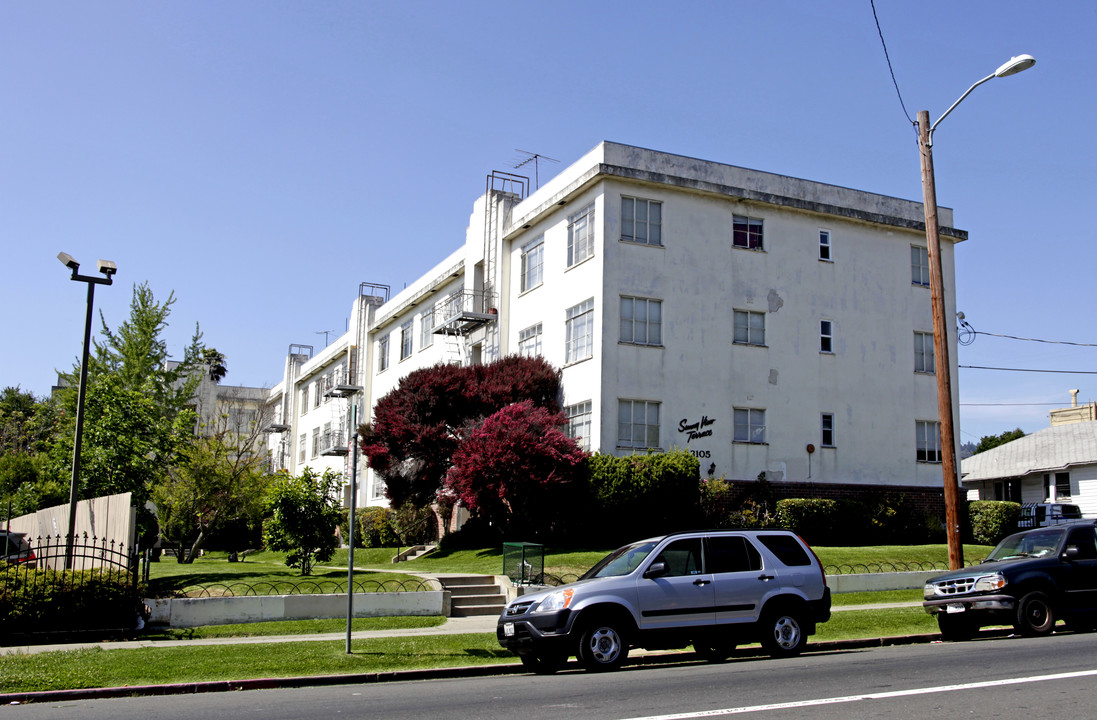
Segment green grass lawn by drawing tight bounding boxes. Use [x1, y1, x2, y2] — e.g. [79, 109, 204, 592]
[145, 543, 996, 597]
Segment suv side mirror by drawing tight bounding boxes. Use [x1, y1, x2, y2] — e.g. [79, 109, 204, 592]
[1062, 546, 1080, 562]
[644, 560, 668, 579]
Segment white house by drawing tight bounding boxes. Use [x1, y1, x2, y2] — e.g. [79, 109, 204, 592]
[961, 396, 1097, 518]
[267, 141, 965, 512]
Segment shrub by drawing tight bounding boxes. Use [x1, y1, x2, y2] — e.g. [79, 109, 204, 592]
[584, 450, 701, 545]
[0, 567, 141, 635]
[969, 500, 1020, 545]
[774, 498, 841, 544]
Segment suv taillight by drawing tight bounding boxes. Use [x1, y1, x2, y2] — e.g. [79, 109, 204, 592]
[800, 536, 828, 587]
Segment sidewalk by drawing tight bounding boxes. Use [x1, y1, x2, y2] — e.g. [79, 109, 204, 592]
[0, 614, 500, 656]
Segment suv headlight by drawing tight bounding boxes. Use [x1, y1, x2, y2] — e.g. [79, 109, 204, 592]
[533, 588, 574, 614]
[974, 573, 1006, 592]
[923, 583, 935, 600]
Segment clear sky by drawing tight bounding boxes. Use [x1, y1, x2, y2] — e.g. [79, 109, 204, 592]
[2, 1, 1094, 446]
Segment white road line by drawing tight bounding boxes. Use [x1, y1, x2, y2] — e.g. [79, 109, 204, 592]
[619, 668, 1097, 719]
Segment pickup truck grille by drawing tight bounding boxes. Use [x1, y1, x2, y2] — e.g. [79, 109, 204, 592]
[929, 577, 977, 596]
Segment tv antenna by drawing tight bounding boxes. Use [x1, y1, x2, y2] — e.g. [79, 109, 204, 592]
[315, 330, 336, 347]
[512, 149, 559, 190]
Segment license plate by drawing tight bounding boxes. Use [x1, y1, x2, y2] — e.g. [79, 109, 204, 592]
[504, 622, 515, 637]
[946, 603, 965, 614]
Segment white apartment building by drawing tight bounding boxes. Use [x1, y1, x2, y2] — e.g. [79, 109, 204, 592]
[267, 141, 964, 511]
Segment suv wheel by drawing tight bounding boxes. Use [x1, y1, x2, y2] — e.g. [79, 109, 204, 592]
[578, 621, 628, 672]
[937, 613, 979, 641]
[520, 653, 568, 675]
[761, 607, 806, 658]
[1015, 591, 1055, 636]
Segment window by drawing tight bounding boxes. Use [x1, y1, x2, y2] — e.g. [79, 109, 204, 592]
[734, 408, 766, 444]
[566, 400, 592, 451]
[621, 196, 662, 246]
[620, 296, 662, 346]
[300, 386, 309, 416]
[618, 399, 660, 449]
[819, 230, 832, 261]
[707, 536, 762, 573]
[298, 434, 306, 463]
[914, 331, 936, 373]
[733, 310, 765, 346]
[911, 246, 930, 287]
[518, 323, 543, 358]
[1051, 472, 1071, 499]
[565, 298, 594, 363]
[420, 311, 434, 349]
[567, 203, 595, 267]
[654, 538, 703, 576]
[733, 214, 764, 250]
[821, 413, 835, 447]
[313, 380, 322, 408]
[311, 427, 320, 459]
[378, 335, 390, 372]
[916, 420, 941, 463]
[520, 235, 544, 292]
[820, 320, 833, 353]
[400, 320, 413, 361]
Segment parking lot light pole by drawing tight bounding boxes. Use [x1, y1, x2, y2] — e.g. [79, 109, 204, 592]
[916, 55, 1034, 571]
[57, 252, 117, 569]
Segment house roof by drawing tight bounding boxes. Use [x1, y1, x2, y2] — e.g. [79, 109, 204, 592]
[961, 420, 1097, 483]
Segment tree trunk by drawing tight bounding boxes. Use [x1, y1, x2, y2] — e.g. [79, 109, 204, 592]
[184, 530, 207, 564]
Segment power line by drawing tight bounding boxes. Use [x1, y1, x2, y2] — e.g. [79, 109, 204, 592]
[870, 0, 913, 124]
[970, 330, 1097, 348]
[961, 365, 1097, 374]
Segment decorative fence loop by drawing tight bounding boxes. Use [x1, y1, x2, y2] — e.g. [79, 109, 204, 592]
[161, 576, 440, 598]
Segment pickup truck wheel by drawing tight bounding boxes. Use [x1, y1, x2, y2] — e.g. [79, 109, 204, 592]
[761, 607, 806, 658]
[578, 621, 628, 672]
[937, 613, 979, 641]
[1015, 591, 1055, 636]
[520, 652, 568, 674]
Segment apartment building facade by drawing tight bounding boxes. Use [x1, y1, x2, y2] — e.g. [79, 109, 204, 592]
[267, 141, 964, 510]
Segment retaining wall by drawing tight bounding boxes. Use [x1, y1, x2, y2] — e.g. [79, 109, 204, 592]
[146, 591, 448, 628]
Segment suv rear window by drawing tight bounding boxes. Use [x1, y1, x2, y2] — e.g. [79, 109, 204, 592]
[757, 534, 811, 566]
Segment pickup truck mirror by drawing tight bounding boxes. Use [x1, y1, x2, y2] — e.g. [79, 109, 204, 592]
[644, 560, 668, 579]
[1062, 546, 1080, 562]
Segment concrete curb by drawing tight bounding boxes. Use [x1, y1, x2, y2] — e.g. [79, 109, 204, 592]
[5, 630, 1005, 706]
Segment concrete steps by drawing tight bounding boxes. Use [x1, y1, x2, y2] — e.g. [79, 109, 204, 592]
[391, 544, 437, 563]
[441, 575, 507, 617]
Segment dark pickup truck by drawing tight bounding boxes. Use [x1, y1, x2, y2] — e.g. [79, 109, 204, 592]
[923, 519, 1097, 640]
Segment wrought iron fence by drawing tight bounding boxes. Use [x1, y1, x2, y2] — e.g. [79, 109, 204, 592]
[157, 576, 439, 598]
[0, 533, 141, 640]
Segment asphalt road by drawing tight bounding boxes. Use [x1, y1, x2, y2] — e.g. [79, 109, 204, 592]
[9, 631, 1097, 719]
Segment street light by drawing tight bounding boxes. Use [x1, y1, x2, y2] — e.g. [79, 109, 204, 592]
[58, 252, 117, 568]
[916, 54, 1034, 571]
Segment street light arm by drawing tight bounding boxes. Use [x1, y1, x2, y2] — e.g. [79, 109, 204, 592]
[928, 72, 996, 140]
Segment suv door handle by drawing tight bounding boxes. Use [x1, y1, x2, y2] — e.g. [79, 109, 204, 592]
[693, 578, 711, 586]
[758, 573, 775, 581]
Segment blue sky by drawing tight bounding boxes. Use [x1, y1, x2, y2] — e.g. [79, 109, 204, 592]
[2, 1, 1094, 445]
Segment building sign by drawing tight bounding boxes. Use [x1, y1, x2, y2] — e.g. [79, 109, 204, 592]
[678, 415, 716, 443]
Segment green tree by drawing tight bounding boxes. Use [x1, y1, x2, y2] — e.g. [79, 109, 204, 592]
[262, 468, 342, 575]
[152, 398, 271, 563]
[973, 428, 1026, 455]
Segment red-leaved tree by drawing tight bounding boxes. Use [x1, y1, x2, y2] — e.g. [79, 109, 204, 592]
[359, 356, 566, 509]
[444, 400, 587, 537]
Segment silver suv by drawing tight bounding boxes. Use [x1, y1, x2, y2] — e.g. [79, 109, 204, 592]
[496, 529, 831, 673]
